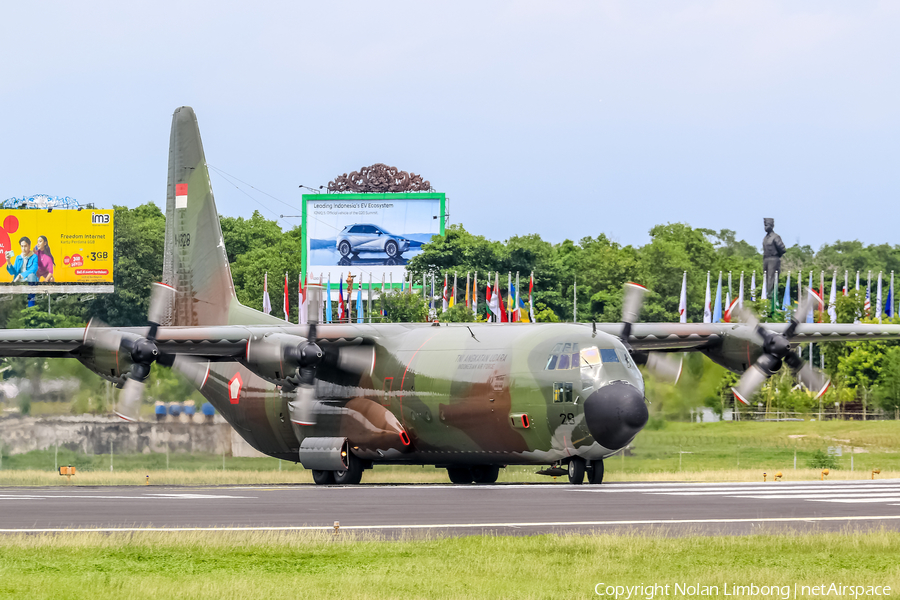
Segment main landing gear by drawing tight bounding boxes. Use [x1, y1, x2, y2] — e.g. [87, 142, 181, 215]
[446, 465, 501, 484]
[567, 457, 604, 485]
[311, 453, 367, 485]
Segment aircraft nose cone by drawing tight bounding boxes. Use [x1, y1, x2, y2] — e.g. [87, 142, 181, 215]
[583, 382, 648, 450]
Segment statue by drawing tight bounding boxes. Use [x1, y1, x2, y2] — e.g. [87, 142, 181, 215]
[762, 218, 785, 296]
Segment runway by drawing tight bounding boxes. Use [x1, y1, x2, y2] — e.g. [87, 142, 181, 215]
[3, 479, 900, 536]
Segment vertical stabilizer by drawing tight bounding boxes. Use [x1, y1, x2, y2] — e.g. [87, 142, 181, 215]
[161, 107, 283, 327]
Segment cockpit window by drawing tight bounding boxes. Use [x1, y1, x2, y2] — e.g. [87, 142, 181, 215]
[545, 355, 558, 370]
[599, 349, 619, 363]
[556, 354, 570, 370]
[580, 346, 601, 367]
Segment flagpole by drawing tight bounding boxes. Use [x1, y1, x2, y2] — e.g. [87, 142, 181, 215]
[573, 276, 577, 323]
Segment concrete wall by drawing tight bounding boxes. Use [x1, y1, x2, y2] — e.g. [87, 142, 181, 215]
[0, 416, 235, 456]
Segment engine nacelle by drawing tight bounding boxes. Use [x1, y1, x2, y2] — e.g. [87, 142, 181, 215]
[242, 332, 309, 385]
[77, 330, 143, 385]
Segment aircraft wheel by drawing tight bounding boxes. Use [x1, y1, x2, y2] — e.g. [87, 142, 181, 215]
[587, 459, 604, 485]
[471, 465, 500, 484]
[312, 470, 336, 485]
[338, 241, 351, 257]
[447, 467, 473, 484]
[385, 240, 398, 258]
[334, 453, 364, 485]
[567, 457, 585, 485]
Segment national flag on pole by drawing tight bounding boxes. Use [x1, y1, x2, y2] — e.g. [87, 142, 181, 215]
[485, 276, 494, 322]
[283, 273, 290, 321]
[843, 271, 848, 295]
[514, 272, 521, 322]
[299, 274, 308, 325]
[488, 273, 503, 323]
[712, 272, 723, 323]
[806, 271, 814, 323]
[865, 271, 871, 317]
[262, 272, 272, 315]
[516, 286, 530, 323]
[318, 275, 325, 323]
[738, 272, 744, 310]
[760, 271, 766, 301]
[442, 274, 449, 312]
[703, 272, 711, 323]
[828, 272, 837, 324]
[876, 272, 883, 323]
[507, 272, 514, 322]
[450, 273, 457, 308]
[529, 272, 535, 323]
[356, 276, 364, 324]
[465, 273, 470, 309]
[337, 276, 345, 321]
[781, 272, 792, 320]
[472, 272, 478, 318]
[750, 271, 756, 302]
[725, 272, 732, 316]
[887, 272, 895, 319]
[381, 274, 387, 318]
[678, 271, 687, 323]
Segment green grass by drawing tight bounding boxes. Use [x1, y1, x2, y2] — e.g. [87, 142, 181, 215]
[0, 530, 897, 599]
[1, 419, 898, 486]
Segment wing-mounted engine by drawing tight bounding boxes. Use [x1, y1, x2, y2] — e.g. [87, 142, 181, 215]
[78, 325, 142, 385]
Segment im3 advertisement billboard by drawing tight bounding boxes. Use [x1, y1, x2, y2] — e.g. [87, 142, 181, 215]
[0, 209, 115, 289]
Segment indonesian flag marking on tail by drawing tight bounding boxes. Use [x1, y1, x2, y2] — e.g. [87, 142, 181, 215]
[175, 183, 188, 209]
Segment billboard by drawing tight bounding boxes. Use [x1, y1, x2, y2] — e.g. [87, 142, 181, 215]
[302, 193, 445, 287]
[0, 210, 114, 286]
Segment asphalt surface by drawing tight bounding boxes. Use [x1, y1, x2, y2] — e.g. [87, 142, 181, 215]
[3, 479, 900, 536]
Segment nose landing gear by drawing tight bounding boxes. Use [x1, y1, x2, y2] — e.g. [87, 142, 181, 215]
[567, 457, 604, 485]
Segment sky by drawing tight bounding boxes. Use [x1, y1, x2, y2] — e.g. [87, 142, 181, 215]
[1, 1, 898, 251]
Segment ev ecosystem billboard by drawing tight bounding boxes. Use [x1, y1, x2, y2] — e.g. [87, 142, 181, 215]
[301, 193, 445, 288]
[0, 209, 115, 290]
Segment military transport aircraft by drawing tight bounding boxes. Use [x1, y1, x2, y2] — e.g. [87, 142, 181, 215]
[2, 106, 898, 486]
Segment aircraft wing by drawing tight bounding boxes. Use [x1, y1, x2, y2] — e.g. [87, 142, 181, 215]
[0, 323, 382, 360]
[595, 322, 900, 351]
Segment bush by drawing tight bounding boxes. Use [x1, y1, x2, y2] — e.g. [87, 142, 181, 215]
[806, 449, 839, 470]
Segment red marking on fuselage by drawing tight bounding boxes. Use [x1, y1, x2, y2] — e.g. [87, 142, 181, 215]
[228, 372, 243, 404]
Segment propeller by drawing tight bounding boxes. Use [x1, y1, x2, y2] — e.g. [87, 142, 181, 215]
[288, 323, 324, 426]
[82, 283, 176, 421]
[620, 283, 683, 385]
[731, 287, 830, 405]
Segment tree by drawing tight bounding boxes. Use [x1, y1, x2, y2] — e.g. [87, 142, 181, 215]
[381, 291, 428, 323]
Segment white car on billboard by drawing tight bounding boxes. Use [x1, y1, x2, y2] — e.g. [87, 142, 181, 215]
[336, 224, 411, 258]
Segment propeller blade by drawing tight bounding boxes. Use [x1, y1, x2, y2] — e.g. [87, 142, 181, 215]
[172, 356, 211, 390]
[147, 282, 176, 338]
[731, 365, 769, 406]
[788, 287, 821, 332]
[621, 283, 647, 324]
[291, 383, 318, 426]
[645, 353, 683, 385]
[794, 362, 831, 399]
[115, 377, 145, 421]
[84, 317, 122, 354]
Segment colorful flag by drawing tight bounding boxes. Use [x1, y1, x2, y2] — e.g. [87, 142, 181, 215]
[703, 272, 711, 323]
[760, 271, 765, 301]
[725, 272, 732, 316]
[781, 272, 791, 320]
[318, 275, 324, 323]
[337, 275, 345, 321]
[876, 272, 883, 323]
[529, 272, 535, 323]
[712, 272, 723, 323]
[507, 272, 514, 322]
[806, 271, 814, 324]
[887, 272, 895, 319]
[843, 270, 848, 295]
[465, 273, 470, 310]
[678, 271, 687, 323]
[356, 275, 364, 324]
[262, 272, 272, 315]
[472, 272, 478, 318]
[299, 274, 308, 325]
[828, 271, 837, 324]
[514, 272, 520, 322]
[442, 274, 449, 312]
[450, 273, 457, 308]
[492, 272, 506, 322]
[325, 275, 333, 323]
[517, 286, 530, 322]
[865, 271, 871, 317]
[283, 273, 290, 322]
[485, 276, 494, 322]
[738, 272, 744, 310]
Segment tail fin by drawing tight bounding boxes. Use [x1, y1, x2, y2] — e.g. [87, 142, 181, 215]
[161, 106, 283, 327]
